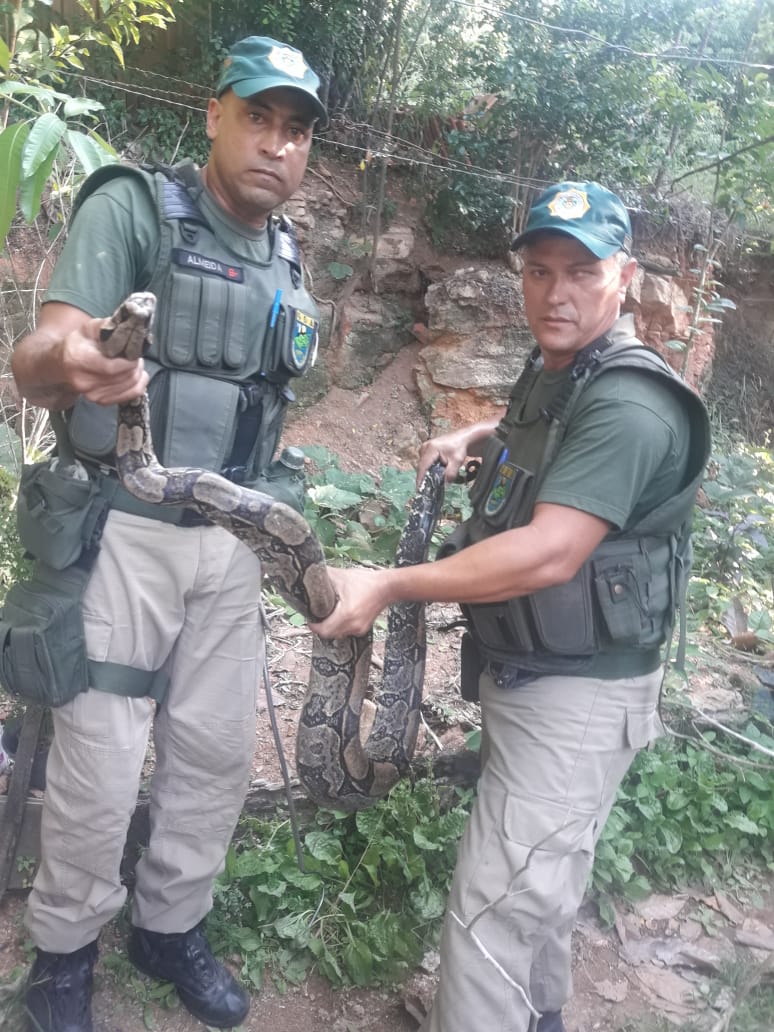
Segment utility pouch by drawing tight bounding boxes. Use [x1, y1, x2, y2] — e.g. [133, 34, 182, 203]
[0, 560, 91, 707]
[528, 566, 596, 654]
[460, 631, 484, 702]
[268, 305, 319, 379]
[16, 460, 108, 570]
[592, 559, 645, 644]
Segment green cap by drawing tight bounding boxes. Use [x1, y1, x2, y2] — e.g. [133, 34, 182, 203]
[511, 181, 632, 259]
[216, 36, 328, 127]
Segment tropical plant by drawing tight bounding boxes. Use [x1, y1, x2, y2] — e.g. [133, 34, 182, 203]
[0, 0, 176, 246]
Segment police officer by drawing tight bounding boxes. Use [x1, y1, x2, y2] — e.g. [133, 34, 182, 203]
[311, 182, 711, 1032]
[11, 36, 325, 1032]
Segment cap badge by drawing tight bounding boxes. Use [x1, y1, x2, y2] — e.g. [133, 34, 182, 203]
[548, 189, 590, 221]
[268, 45, 308, 79]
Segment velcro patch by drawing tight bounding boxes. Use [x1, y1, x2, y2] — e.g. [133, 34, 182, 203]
[172, 248, 244, 282]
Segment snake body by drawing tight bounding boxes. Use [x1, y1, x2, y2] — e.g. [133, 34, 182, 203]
[103, 293, 445, 811]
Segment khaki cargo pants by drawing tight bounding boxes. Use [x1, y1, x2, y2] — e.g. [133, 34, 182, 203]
[25, 509, 264, 952]
[422, 666, 662, 1032]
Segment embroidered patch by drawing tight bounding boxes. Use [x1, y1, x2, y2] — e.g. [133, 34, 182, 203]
[547, 188, 590, 221]
[291, 311, 318, 370]
[484, 461, 518, 517]
[268, 45, 308, 80]
[171, 248, 244, 282]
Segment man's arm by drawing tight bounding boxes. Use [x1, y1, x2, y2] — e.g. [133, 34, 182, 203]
[310, 501, 610, 639]
[12, 301, 148, 411]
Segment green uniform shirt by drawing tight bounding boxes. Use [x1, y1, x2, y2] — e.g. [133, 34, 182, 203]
[526, 365, 692, 531]
[44, 174, 271, 316]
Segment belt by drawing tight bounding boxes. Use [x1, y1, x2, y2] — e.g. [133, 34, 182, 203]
[102, 476, 212, 527]
[486, 647, 662, 686]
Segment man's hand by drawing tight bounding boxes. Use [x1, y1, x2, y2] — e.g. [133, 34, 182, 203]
[12, 301, 149, 410]
[416, 417, 502, 487]
[61, 316, 149, 405]
[309, 566, 395, 640]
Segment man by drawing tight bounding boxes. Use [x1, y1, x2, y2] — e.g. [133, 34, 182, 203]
[311, 182, 710, 1032]
[10, 36, 326, 1032]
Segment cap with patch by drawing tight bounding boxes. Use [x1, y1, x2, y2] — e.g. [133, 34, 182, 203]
[216, 36, 328, 127]
[511, 181, 632, 259]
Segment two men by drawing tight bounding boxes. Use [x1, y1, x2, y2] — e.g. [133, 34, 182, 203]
[312, 182, 710, 1031]
[11, 36, 325, 1032]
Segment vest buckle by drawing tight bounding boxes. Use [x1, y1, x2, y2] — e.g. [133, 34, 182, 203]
[238, 384, 263, 412]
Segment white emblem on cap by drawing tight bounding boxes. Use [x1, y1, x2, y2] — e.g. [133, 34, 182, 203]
[548, 189, 590, 221]
[268, 45, 308, 79]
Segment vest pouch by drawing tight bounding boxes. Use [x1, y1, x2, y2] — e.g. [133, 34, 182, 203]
[271, 305, 319, 379]
[159, 268, 250, 372]
[460, 631, 484, 702]
[466, 598, 537, 656]
[160, 370, 240, 471]
[592, 556, 647, 644]
[527, 565, 596, 655]
[478, 460, 534, 530]
[0, 560, 91, 707]
[16, 461, 105, 570]
[66, 399, 118, 460]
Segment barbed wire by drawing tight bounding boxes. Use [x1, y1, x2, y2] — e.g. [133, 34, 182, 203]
[50, 63, 773, 199]
[448, 0, 774, 72]
[55, 68, 553, 192]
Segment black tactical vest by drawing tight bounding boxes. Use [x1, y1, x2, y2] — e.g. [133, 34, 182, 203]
[441, 317, 711, 676]
[63, 161, 320, 485]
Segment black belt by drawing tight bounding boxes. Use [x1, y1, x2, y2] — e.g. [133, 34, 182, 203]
[486, 647, 661, 687]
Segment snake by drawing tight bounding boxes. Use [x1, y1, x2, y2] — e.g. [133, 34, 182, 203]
[101, 292, 446, 811]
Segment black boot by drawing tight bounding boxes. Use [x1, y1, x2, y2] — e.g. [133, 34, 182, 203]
[25, 940, 97, 1032]
[128, 921, 249, 1029]
[536, 1011, 566, 1032]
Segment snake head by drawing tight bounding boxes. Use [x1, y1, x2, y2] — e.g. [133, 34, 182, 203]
[99, 292, 157, 360]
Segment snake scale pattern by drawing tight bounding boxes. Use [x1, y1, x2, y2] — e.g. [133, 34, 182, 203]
[102, 292, 445, 811]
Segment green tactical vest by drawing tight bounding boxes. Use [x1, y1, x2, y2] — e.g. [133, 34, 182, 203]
[441, 317, 712, 676]
[63, 161, 320, 485]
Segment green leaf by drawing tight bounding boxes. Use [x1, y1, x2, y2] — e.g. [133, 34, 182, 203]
[663, 339, 686, 351]
[308, 484, 364, 511]
[659, 825, 683, 854]
[343, 939, 373, 985]
[22, 113, 66, 177]
[0, 37, 10, 73]
[19, 140, 58, 223]
[62, 96, 105, 118]
[65, 128, 117, 176]
[328, 261, 354, 280]
[725, 813, 761, 835]
[304, 830, 344, 864]
[0, 82, 69, 109]
[0, 121, 30, 244]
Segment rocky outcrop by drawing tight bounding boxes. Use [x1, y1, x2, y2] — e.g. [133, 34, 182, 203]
[290, 164, 720, 433]
[414, 266, 532, 430]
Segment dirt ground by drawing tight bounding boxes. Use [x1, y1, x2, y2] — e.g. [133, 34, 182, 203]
[1, 348, 773, 1031]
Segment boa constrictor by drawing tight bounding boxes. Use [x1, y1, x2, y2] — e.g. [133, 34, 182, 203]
[101, 292, 445, 811]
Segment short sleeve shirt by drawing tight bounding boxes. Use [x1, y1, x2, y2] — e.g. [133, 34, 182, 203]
[526, 364, 692, 531]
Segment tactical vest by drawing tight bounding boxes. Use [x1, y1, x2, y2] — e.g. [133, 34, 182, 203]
[63, 161, 320, 485]
[442, 317, 711, 676]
